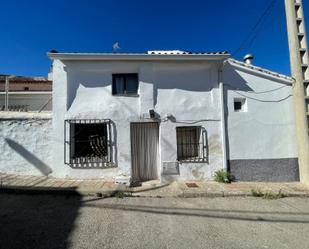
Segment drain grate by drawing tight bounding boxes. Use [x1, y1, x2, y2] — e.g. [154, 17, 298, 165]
[185, 182, 199, 188]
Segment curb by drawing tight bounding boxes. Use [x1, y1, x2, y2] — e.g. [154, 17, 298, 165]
[0, 186, 116, 197]
[1, 186, 309, 198]
[178, 191, 248, 198]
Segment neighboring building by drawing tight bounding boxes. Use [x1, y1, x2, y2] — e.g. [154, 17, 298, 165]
[38, 50, 296, 182]
[0, 75, 52, 111]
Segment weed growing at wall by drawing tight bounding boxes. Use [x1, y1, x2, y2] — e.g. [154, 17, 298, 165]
[251, 189, 287, 199]
[214, 169, 231, 183]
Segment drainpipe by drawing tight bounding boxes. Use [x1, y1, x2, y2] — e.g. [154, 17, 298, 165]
[4, 75, 15, 111]
[218, 63, 228, 171]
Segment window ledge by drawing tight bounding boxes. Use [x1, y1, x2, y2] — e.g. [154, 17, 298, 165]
[112, 94, 140, 97]
[177, 160, 208, 164]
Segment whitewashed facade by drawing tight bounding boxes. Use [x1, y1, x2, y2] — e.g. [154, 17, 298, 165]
[0, 51, 299, 182]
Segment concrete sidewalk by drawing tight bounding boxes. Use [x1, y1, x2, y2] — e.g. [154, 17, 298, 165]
[1, 172, 309, 197]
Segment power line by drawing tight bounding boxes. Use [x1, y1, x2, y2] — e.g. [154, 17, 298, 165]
[232, 0, 277, 56]
[233, 90, 292, 102]
[224, 82, 289, 94]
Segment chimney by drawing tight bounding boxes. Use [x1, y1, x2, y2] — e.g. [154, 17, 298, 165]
[243, 54, 254, 64]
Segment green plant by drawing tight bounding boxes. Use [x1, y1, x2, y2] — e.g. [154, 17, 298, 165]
[214, 169, 231, 183]
[263, 190, 287, 199]
[251, 189, 287, 199]
[114, 191, 132, 198]
[251, 189, 264, 197]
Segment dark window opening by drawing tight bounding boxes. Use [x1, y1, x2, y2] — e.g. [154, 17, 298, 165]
[234, 101, 242, 111]
[24, 87, 29, 91]
[65, 119, 114, 167]
[233, 98, 246, 112]
[112, 73, 138, 95]
[176, 126, 207, 162]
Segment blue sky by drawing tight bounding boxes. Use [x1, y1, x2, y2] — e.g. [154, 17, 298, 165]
[0, 0, 308, 77]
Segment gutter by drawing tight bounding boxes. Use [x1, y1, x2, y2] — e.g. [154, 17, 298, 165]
[47, 53, 230, 61]
[227, 59, 293, 85]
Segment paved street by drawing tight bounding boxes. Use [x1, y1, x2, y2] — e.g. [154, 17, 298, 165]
[1, 194, 309, 249]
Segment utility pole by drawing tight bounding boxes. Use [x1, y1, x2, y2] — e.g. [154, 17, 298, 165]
[285, 0, 309, 184]
[5, 76, 9, 111]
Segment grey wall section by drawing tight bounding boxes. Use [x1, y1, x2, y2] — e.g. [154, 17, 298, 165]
[0, 93, 52, 111]
[229, 158, 299, 182]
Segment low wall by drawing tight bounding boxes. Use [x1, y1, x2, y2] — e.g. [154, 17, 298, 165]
[229, 158, 299, 182]
[0, 92, 52, 111]
[0, 116, 53, 176]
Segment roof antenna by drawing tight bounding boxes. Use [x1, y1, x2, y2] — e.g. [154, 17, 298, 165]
[113, 42, 121, 52]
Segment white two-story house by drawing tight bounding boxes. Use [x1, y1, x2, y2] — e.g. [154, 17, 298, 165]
[46, 50, 298, 183]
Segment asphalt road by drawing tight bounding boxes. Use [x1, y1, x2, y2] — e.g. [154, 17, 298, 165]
[0, 194, 309, 249]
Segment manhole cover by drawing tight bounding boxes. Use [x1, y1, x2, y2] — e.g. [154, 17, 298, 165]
[186, 182, 199, 188]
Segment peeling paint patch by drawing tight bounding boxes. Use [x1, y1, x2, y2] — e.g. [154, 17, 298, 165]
[208, 134, 222, 154]
[120, 153, 131, 162]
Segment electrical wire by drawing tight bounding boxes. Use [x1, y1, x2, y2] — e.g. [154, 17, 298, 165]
[224, 82, 289, 94]
[232, 90, 292, 102]
[232, 0, 277, 56]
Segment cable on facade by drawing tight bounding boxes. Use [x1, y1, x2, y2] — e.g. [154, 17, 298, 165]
[232, 90, 292, 102]
[224, 82, 289, 94]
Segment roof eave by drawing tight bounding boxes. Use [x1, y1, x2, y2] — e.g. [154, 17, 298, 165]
[227, 59, 293, 84]
[47, 53, 230, 61]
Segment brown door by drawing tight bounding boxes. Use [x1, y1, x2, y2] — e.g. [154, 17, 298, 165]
[130, 122, 159, 182]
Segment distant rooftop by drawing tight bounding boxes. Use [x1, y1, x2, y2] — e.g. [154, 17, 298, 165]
[0, 74, 51, 83]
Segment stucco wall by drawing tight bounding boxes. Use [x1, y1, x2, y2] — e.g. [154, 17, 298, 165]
[52, 59, 224, 179]
[0, 118, 52, 176]
[0, 59, 299, 182]
[154, 63, 223, 180]
[223, 62, 298, 181]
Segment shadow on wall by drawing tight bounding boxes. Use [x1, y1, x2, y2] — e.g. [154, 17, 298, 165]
[222, 64, 254, 163]
[0, 193, 81, 249]
[5, 138, 52, 176]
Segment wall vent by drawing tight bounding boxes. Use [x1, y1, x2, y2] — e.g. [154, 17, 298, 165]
[162, 161, 179, 175]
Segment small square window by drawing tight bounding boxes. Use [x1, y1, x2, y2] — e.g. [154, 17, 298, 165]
[234, 98, 247, 112]
[24, 87, 29, 91]
[112, 73, 138, 96]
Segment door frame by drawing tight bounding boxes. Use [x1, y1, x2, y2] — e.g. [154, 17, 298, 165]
[130, 121, 160, 183]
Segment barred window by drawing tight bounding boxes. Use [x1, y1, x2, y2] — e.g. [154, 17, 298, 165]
[176, 126, 207, 162]
[64, 119, 114, 167]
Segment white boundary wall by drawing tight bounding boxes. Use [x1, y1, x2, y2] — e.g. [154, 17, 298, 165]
[0, 114, 52, 176]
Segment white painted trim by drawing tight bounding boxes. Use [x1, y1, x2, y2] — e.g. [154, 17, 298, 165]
[227, 59, 293, 84]
[0, 111, 52, 119]
[0, 91, 52, 95]
[47, 53, 230, 61]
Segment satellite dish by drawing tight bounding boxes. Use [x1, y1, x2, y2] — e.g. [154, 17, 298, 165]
[113, 42, 121, 52]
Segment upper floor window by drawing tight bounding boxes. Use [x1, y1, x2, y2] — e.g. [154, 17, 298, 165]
[112, 73, 138, 96]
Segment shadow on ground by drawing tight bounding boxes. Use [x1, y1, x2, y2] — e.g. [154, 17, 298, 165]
[82, 197, 309, 224]
[1, 193, 309, 249]
[0, 191, 81, 249]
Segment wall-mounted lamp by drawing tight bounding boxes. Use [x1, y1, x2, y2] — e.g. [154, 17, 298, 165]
[149, 109, 156, 119]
